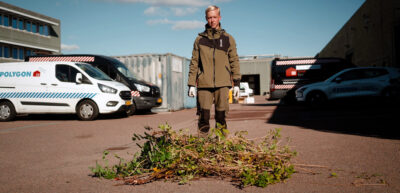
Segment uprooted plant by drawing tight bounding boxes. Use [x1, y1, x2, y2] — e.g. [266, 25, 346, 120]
[90, 123, 296, 188]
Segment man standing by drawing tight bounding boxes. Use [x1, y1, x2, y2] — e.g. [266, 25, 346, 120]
[188, 5, 241, 137]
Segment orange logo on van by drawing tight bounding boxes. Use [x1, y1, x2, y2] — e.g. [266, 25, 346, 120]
[286, 67, 297, 77]
[33, 71, 40, 77]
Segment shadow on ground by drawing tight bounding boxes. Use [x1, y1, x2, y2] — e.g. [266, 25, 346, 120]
[14, 110, 156, 121]
[267, 98, 400, 140]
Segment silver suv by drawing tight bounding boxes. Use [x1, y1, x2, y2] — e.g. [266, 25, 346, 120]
[295, 67, 400, 106]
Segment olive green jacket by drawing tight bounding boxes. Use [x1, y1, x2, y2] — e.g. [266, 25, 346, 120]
[188, 25, 241, 88]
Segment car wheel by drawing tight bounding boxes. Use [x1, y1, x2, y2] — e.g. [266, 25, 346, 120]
[0, 101, 16, 122]
[381, 88, 399, 104]
[76, 100, 99, 121]
[306, 91, 327, 107]
[125, 101, 136, 116]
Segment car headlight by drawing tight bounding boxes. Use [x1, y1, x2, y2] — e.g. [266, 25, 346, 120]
[134, 83, 150, 92]
[98, 83, 117, 94]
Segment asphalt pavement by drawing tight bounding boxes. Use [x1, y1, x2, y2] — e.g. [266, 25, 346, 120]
[0, 96, 399, 193]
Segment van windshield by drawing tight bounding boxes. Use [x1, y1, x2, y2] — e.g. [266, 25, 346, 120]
[109, 58, 137, 80]
[76, 63, 112, 81]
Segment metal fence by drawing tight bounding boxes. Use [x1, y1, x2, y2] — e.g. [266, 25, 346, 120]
[113, 53, 196, 111]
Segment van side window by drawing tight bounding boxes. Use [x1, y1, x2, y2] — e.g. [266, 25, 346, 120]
[95, 65, 108, 75]
[109, 69, 117, 80]
[70, 67, 80, 82]
[56, 65, 84, 83]
[56, 65, 69, 82]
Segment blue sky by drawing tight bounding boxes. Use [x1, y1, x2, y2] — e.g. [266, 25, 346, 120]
[5, 0, 365, 59]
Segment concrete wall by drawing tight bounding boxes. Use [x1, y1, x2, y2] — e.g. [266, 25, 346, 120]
[318, 0, 400, 67]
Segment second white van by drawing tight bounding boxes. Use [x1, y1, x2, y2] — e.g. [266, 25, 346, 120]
[0, 62, 132, 121]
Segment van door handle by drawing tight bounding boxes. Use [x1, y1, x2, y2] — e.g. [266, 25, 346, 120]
[40, 83, 47, 85]
[51, 84, 58, 86]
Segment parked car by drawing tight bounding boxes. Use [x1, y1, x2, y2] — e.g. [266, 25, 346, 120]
[270, 57, 354, 103]
[295, 67, 400, 106]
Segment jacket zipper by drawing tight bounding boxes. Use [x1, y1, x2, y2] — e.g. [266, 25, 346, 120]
[212, 31, 216, 88]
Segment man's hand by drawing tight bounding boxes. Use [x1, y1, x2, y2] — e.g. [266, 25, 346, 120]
[188, 86, 196, 97]
[233, 86, 240, 100]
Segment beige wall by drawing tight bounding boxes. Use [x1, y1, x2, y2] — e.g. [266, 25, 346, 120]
[240, 56, 275, 95]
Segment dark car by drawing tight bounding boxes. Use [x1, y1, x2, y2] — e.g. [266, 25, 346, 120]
[269, 57, 354, 103]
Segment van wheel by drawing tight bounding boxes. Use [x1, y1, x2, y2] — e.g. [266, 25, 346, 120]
[0, 101, 16, 122]
[306, 91, 327, 107]
[76, 100, 99, 121]
[125, 101, 136, 116]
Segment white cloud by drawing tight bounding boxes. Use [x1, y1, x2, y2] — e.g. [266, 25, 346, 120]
[147, 19, 204, 30]
[144, 6, 158, 15]
[147, 18, 172, 25]
[171, 7, 198, 16]
[144, 6, 169, 16]
[61, 44, 80, 51]
[213, 0, 232, 3]
[172, 20, 204, 30]
[104, 0, 211, 7]
[144, 6, 198, 16]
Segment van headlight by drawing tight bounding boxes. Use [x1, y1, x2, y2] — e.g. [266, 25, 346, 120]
[98, 83, 117, 94]
[134, 83, 150, 92]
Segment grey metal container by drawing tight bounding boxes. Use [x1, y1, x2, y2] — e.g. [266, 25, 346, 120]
[113, 53, 196, 111]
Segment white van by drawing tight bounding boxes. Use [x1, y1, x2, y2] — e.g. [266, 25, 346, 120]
[0, 62, 132, 121]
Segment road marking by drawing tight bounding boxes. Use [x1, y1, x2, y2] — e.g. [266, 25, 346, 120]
[0, 123, 59, 134]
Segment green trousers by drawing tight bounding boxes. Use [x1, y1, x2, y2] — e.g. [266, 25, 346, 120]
[197, 87, 229, 134]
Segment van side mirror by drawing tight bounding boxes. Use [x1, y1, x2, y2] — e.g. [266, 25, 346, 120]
[76, 73, 83, 84]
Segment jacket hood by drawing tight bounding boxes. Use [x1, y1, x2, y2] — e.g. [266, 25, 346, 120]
[200, 24, 225, 38]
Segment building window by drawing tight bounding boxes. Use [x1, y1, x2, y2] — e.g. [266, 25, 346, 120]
[0, 46, 3, 57]
[12, 17, 17, 29]
[32, 22, 37, 33]
[26, 50, 31, 57]
[12, 48, 18, 59]
[26, 21, 31, 32]
[0, 15, 2, 25]
[44, 25, 49, 36]
[4, 46, 10, 58]
[18, 19, 24, 30]
[39, 24, 44, 35]
[4, 15, 9, 27]
[19, 48, 24, 60]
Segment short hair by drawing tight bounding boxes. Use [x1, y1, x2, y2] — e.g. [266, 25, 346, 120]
[205, 5, 220, 16]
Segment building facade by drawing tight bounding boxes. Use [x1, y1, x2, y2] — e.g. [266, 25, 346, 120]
[0, 1, 60, 63]
[318, 0, 400, 68]
[239, 55, 279, 96]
